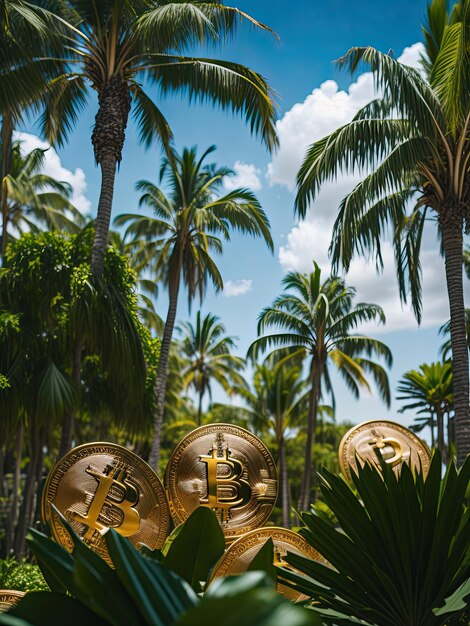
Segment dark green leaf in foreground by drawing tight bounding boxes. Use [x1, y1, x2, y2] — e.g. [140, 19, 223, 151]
[6, 593, 107, 626]
[162, 507, 225, 592]
[279, 452, 470, 626]
[176, 572, 322, 626]
[247, 537, 277, 583]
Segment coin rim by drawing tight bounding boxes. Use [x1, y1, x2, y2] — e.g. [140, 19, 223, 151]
[209, 526, 323, 583]
[164, 423, 279, 537]
[0, 589, 25, 611]
[41, 441, 170, 553]
[338, 419, 432, 482]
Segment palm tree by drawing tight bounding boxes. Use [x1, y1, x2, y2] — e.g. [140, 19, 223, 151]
[248, 264, 392, 511]
[180, 311, 245, 426]
[397, 362, 453, 463]
[0, 1, 68, 243]
[240, 357, 309, 528]
[116, 145, 273, 468]
[37, 0, 278, 275]
[0, 141, 83, 260]
[295, 0, 470, 464]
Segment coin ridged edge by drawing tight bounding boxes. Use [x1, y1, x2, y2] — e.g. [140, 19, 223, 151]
[209, 526, 324, 581]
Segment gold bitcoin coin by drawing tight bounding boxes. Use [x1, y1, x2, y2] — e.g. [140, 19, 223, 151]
[339, 420, 431, 481]
[209, 527, 326, 601]
[0, 590, 25, 612]
[42, 442, 170, 564]
[165, 424, 278, 542]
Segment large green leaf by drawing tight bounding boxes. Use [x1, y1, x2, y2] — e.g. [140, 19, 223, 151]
[433, 572, 470, 615]
[105, 529, 197, 626]
[176, 572, 322, 626]
[162, 507, 225, 592]
[7, 593, 107, 626]
[247, 537, 277, 583]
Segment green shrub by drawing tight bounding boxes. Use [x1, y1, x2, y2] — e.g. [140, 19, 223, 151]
[0, 559, 48, 592]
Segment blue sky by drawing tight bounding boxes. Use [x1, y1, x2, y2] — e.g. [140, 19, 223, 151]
[21, 0, 463, 437]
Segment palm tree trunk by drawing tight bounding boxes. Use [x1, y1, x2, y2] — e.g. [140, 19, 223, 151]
[197, 389, 204, 427]
[298, 359, 321, 512]
[14, 422, 41, 558]
[279, 435, 290, 528]
[5, 421, 23, 555]
[148, 288, 179, 470]
[90, 78, 131, 276]
[91, 154, 117, 276]
[1, 111, 13, 265]
[58, 338, 83, 459]
[436, 409, 447, 465]
[440, 210, 470, 465]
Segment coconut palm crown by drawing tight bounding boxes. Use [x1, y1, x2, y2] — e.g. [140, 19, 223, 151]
[295, 0, 470, 464]
[116, 144, 273, 469]
[180, 311, 246, 427]
[248, 264, 391, 511]
[32, 0, 278, 275]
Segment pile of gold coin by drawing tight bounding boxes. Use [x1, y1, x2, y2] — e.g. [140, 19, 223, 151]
[37, 419, 430, 602]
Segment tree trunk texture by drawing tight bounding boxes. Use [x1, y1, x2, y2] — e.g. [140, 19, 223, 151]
[1, 111, 13, 265]
[58, 338, 83, 459]
[5, 422, 23, 555]
[14, 423, 43, 558]
[279, 436, 291, 528]
[90, 77, 131, 276]
[436, 410, 447, 465]
[440, 208, 470, 465]
[298, 360, 322, 512]
[197, 390, 204, 427]
[148, 292, 179, 470]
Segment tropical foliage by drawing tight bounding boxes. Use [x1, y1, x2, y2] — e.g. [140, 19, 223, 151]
[0, 141, 83, 260]
[179, 311, 246, 426]
[294, 0, 470, 464]
[7, 0, 280, 275]
[397, 361, 453, 460]
[248, 263, 392, 510]
[279, 452, 470, 626]
[0, 509, 320, 626]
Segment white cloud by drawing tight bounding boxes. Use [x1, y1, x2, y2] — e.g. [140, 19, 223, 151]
[272, 42, 469, 333]
[223, 279, 253, 297]
[267, 43, 424, 191]
[15, 131, 91, 215]
[224, 161, 262, 191]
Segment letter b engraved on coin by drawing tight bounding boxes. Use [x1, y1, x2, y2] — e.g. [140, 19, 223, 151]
[199, 434, 251, 522]
[72, 462, 140, 540]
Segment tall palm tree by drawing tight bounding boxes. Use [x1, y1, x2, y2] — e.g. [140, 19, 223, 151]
[240, 357, 309, 528]
[36, 0, 278, 275]
[397, 362, 453, 463]
[180, 311, 245, 426]
[295, 0, 470, 464]
[248, 264, 392, 511]
[116, 145, 273, 468]
[0, 142, 83, 260]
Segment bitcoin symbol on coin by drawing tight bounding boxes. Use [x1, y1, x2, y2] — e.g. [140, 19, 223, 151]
[199, 433, 251, 523]
[370, 434, 404, 467]
[71, 462, 140, 540]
